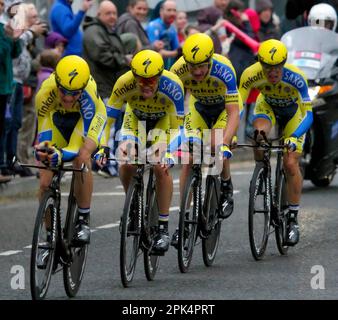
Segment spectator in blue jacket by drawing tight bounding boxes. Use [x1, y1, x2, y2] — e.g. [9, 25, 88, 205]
[49, 0, 93, 56]
[146, 0, 179, 70]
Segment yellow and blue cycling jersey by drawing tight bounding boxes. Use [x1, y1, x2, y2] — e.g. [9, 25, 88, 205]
[170, 53, 242, 143]
[239, 62, 313, 144]
[107, 69, 185, 150]
[35, 73, 108, 161]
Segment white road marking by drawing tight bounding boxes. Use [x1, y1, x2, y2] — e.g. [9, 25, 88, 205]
[232, 171, 252, 175]
[169, 206, 180, 212]
[24, 245, 32, 249]
[96, 223, 120, 229]
[0, 250, 23, 256]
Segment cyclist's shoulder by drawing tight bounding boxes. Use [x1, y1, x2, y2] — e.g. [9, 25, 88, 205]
[243, 61, 262, 76]
[112, 71, 136, 94]
[170, 56, 188, 77]
[35, 74, 58, 103]
[283, 63, 308, 82]
[239, 62, 264, 85]
[159, 70, 184, 93]
[211, 53, 234, 68]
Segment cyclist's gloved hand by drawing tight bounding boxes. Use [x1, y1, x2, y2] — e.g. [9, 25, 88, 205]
[94, 146, 110, 168]
[220, 144, 233, 159]
[231, 135, 238, 149]
[285, 137, 297, 152]
[34, 141, 51, 163]
[164, 151, 175, 168]
[48, 147, 62, 167]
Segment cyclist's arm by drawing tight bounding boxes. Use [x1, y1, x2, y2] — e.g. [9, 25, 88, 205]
[290, 85, 313, 139]
[163, 75, 185, 155]
[224, 102, 240, 145]
[238, 68, 253, 106]
[35, 89, 53, 145]
[224, 67, 241, 145]
[62, 89, 108, 163]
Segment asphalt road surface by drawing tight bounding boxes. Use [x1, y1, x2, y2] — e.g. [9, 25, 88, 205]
[1, 161, 337, 300]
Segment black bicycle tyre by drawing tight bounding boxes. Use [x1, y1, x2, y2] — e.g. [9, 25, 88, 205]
[30, 190, 57, 300]
[178, 169, 199, 273]
[144, 173, 160, 281]
[120, 179, 141, 287]
[202, 176, 221, 267]
[248, 162, 270, 261]
[275, 170, 289, 255]
[63, 175, 89, 298]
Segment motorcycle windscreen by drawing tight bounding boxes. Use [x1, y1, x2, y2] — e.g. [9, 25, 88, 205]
[281, 26, 338, 81]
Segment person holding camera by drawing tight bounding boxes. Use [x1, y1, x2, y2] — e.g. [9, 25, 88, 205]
[0, 0, 22, 182]
[0, 2, 48, 177]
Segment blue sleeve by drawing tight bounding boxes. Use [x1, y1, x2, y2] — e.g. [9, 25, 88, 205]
[51, 6, 85, 38]
[146, 21, 160, 42]
[170, 28, 180, 50]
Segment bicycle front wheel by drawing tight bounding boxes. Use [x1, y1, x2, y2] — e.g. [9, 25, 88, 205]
[144, 174, 160, 281]
[178, 170, 200, 273]
[120, 179, 141, 287]
[275, 170, 289, 255]
[30, 190, 57, 300]
[202, 176, 221, 267]
[63, 178, 89, 298]
[248, 162, 271, 261]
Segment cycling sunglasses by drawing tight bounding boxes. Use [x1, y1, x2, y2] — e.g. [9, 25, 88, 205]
[136, 75, 160, 86]
[261, 62, 285, 71]
[57, 85, 83, 97]
[186, 62, 210, 70]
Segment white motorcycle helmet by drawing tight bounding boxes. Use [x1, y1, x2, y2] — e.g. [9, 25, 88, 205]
[308, 3, 337, 31]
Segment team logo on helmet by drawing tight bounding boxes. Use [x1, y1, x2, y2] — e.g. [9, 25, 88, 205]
[143, 58, 151, 74]
[68, 69, 79, 85]
[269, 47, 277, 61]
[191, 45, 200, 60]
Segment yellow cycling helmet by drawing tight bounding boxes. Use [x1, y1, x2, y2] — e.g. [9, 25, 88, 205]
[131, 50, 164, 78]
[182, 33, 214, 65]
[55, 55, 90, 91]
[257, 39, 288, 66]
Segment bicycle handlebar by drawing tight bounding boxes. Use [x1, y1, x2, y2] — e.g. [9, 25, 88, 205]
[16, 160, 88, 173]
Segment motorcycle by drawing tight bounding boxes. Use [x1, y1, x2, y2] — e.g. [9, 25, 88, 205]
[281, 26, 338, 187]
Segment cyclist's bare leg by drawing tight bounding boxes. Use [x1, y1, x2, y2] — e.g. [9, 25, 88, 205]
[179, 163, 192, 202]
[73, 158, 93, 209]
[116, 140, 138, 192]
[283, 152, 303, 205]
[38, 169, 54, 230]
[253, 118, 272, 161]
[73, 139, 96, 209]
[38, 169, 54, 201]
[154, 165, 173, 214]
[119, 164, 137, 193]
[220, 159, 231, 180]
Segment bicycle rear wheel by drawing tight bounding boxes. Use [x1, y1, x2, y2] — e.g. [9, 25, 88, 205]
[143, 179, 160, 281]
[30, 190, 57, 300]
[63, 175, 89, 298]
[120, 179, 142, 287]
[248, 162, 270, 260]
[202, 176, 221, 267]
[178, 169, 200, 273]
[275, 170, 289, 255]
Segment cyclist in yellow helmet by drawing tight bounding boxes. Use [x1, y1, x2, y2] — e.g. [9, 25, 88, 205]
[169, 33, 242, 247]
[34, 55, 109, 251]
[106, 49, 185, 254]
[239, 39, 313, 246]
